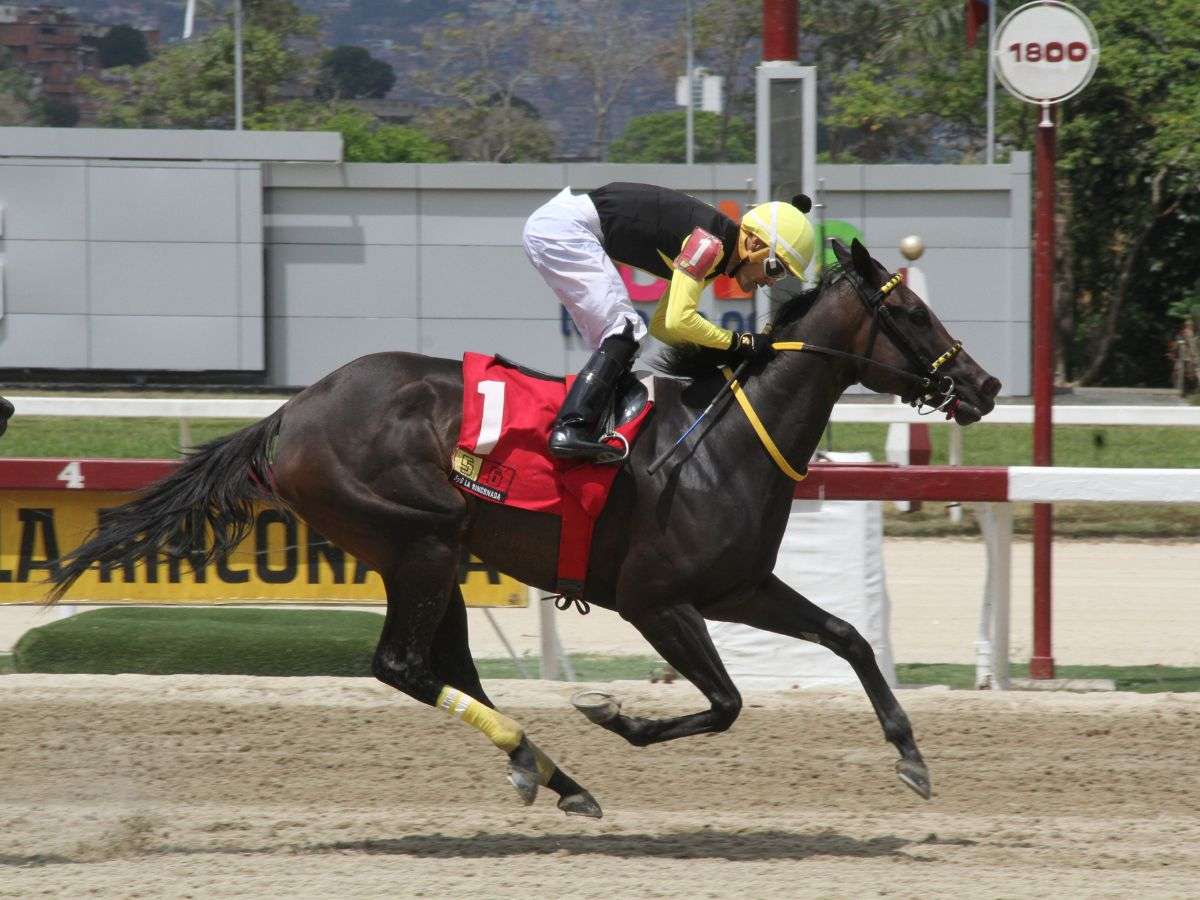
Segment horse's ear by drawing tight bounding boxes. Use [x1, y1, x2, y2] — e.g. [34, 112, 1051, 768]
[831, 239, 852, 268]
[850, 239, 881, 287]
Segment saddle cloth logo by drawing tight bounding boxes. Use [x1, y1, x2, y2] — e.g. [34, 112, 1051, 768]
[453, 352, 654, 592]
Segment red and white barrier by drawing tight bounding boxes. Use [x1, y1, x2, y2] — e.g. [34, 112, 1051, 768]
[1, 458, 1197, 688]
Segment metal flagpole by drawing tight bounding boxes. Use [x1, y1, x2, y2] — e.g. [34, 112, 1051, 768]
[234, 0, 244, 130]
[685, 0, 694, 164]
[985, 0, 996, 164]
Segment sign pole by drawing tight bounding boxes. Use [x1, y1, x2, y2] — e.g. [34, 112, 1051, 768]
[1031, 101, 1056, 678]
[993, 0, 1098, 681]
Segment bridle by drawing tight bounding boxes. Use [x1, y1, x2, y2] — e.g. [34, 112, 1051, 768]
[787, 268, 964, 416]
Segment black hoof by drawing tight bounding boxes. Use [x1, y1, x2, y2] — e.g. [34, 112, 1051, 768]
[896, 759, 932, 800]
[507, 740, 540, 805]
[571, 690, 621, 725]
[557, 790, 603, 819]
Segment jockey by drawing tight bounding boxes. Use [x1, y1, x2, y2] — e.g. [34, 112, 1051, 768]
[523, 181, 815, 462]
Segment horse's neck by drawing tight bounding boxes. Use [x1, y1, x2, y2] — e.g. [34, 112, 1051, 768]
[753, 342, 849, 474]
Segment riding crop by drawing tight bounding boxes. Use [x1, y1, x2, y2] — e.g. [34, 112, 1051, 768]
[646, 357, 752, 476]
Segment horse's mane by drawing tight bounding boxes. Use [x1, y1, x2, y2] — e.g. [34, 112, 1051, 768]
[651, 265, 844, 380]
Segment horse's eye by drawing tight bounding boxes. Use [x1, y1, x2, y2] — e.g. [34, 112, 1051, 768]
[909, 306, 930, 325]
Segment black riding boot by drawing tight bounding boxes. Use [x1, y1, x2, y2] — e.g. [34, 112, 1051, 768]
[549, 329, 639, 463]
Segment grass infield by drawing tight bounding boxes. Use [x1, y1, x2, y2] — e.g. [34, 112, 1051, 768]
[8, 608, 1199, 692]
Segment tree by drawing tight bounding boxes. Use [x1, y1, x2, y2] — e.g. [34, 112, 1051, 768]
[251, 102, 450, 162]
[608, 110, 754, 163]
[82, 1, 316, 129]
[414, 2, 558, 161]
[536, 0, 670, 160]
[419, 105, 556, 163]
[36, 97, 80, 127]
[792, 0, 1200, 386]
[692, 0, 760, 159]
[98, 24, 151, 69]
[0, 48, 35, 125]
[316, 45, 395, 100]
[1055, 0, 1200, 385]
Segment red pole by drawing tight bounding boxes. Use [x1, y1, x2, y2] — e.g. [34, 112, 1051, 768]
[1031, 104, 1056, 679]
[762, 0, 797, 61]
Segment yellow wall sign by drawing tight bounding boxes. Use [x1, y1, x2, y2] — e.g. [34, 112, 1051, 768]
[0, 490, 526, 607]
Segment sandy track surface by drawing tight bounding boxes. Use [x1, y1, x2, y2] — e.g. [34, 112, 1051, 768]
[2, 675, 1198, 898]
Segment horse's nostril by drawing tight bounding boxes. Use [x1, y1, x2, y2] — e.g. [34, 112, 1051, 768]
[980, 377, 1001, 399]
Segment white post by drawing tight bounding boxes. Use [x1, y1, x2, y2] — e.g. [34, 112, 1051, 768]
[684, 0, 694, 165]
[537, 589, 561, 680]
[178, 417, 193, 456]
[948, 425, 964, 523]
[234, 0, 244, 131]
[973, 501, 1012, 689]
[985, 0, 996, 164]
[991, 502, 1012, 688]
[974, 502, 995, 688]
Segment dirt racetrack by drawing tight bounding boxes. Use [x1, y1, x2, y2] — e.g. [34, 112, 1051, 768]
[2, 676, 1198, 898]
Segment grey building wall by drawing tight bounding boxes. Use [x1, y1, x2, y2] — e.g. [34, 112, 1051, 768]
[264, 158, 1030, 393]
[0, 128, 1030, 394]
[0, 128, 336, 374]
[0, 157, 264, 371]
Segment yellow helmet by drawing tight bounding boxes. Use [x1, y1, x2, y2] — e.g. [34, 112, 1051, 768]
[740, 197, 815, 281]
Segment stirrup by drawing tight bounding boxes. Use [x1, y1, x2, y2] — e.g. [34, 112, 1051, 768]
[597, 431, 630, 462]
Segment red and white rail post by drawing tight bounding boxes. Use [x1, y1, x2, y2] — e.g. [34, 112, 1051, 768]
[762, 0, 797, 61]
[993, 2, 1099, 679]
[1031, 103, 1056, 678]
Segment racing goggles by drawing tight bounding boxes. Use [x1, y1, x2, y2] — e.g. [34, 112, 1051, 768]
[763, 202, 788, 282]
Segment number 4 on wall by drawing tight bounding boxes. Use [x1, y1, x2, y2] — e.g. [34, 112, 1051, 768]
[56, 460, 85, 489]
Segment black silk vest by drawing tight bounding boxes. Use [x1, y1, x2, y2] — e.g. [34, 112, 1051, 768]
[588, 182, 740, 281]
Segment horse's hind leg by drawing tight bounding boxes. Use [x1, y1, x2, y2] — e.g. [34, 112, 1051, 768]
[430, 585, 601, 818]
[705, 574, 931, 799]
[576, 599, 744, 746]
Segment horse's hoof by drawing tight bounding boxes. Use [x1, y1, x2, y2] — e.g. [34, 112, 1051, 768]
[507, 740, 541, 806]
[571, 690, 621, 725]
[895, 759, 932, 800]
[507, 762, 539, 806]
[557, 790, 603, 819]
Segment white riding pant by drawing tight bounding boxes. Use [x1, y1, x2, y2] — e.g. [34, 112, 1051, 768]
[522, 187, 648, 351]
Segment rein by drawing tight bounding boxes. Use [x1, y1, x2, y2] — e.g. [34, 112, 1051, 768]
[718, 268, 966, 482]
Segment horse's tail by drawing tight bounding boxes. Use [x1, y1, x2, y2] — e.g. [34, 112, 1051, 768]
[46, 410, 284, 605]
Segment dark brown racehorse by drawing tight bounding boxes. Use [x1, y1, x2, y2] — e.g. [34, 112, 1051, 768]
[47, 240, 1000, 819]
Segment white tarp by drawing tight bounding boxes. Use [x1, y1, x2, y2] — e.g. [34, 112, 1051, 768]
[707, 452, 897, 690]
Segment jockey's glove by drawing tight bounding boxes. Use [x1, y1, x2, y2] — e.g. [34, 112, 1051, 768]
[729, 331, 774, 363]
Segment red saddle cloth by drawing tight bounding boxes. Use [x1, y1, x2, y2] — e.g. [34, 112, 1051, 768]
[451, 352, 653, 595]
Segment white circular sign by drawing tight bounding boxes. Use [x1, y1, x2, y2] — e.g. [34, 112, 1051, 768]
[993, 1, 1099, 105]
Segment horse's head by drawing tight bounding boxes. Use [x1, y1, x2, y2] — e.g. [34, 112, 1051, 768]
[831, 238, 1000, 425]
[0, 396, 11, 438]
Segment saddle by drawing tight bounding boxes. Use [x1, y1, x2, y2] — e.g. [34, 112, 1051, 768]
[451, 353, 654, 596]
[494, 354, 651, 431]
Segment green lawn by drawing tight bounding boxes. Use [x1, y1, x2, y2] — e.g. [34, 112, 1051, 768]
[9, 608, 1200, 692]
[896, 662, 1200, 693]
[822, 421, 1200, 468]
[0, 416, 257, 459]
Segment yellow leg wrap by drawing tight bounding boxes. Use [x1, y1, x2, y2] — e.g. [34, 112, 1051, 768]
[436, 687, 524, 753]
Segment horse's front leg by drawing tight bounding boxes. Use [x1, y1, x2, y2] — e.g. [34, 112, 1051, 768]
[573, 601, 743, 746]
[704, 574, 931, 800]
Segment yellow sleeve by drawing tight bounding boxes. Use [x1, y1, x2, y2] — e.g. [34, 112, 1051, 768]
[649, 259, 735, 350]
